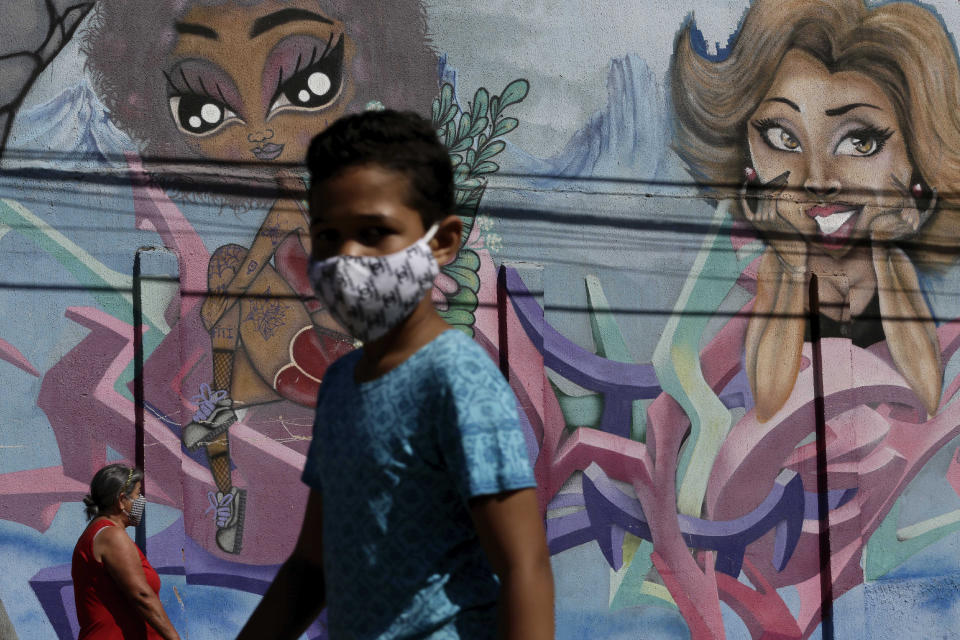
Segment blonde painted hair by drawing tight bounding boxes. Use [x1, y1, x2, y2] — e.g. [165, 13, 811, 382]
[671, 0, 960, 266]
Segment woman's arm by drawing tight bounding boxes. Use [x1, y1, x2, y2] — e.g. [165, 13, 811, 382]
[470, 488, 555, 640]
[873, 245, 941, 415]
[97, 527, 181, 640]
[237, 489, 327, 640]
[746, 248, 807, 423]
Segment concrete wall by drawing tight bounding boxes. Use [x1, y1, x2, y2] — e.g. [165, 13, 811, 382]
[3, 1, 960, 638]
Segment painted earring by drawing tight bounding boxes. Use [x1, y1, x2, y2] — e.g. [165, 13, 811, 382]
[745, 167, 758, 182]
[912, 183, 924, 199]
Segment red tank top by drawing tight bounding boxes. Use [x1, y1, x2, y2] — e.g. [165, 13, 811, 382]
[71, 519, 163, 639]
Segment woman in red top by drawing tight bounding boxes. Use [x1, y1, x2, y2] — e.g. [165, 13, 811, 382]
[72, 464, 180, 639]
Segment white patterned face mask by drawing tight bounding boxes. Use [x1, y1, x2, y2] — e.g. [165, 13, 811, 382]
[308, 224, 439, 343]
[124, 494, 146, 526]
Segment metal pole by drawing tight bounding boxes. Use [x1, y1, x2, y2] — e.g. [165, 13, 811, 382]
[132, 251, 146, 553]
[808, 273, 834, 639]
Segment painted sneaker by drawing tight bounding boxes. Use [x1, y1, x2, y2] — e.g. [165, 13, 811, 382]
[208, 487, 246, 555]
[182, 399, 237, 450]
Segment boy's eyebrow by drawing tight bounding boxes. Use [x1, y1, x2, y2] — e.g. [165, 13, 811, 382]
[310, 213, 393, 227]
[250, 9, 333, 38]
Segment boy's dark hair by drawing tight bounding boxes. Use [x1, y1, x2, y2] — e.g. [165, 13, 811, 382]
[306, 110, 455, 227]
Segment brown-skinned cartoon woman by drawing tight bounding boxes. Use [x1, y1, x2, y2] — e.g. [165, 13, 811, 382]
[671, 0, 960, 423]
[83, 0, 438, 553]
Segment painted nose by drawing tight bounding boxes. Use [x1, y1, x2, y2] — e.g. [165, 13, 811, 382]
[247, 129, 274, 144]
[803, 161, 840, 200]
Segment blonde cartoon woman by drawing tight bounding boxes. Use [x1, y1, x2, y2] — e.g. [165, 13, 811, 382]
[83, 0, 438, 553]
[671, 0, 960, 422]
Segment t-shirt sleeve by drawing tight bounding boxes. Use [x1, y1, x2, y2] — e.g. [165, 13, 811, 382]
[437, 338, 536, 499]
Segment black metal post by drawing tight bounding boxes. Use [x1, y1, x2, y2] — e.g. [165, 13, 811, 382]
[808, 274, 834, 639]
[132, 251, 146, 552]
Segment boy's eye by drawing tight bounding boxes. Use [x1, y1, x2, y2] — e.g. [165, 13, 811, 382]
[312, 229, 339, 245]
[169, 95, 239, 136]
[268, 36, 344, 116]
[358, 227, 390, 243]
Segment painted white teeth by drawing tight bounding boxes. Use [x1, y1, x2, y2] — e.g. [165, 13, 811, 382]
[815, 211, 854, 235]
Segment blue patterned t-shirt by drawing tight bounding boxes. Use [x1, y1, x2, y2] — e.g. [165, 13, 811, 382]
[301, 329, 536, 639]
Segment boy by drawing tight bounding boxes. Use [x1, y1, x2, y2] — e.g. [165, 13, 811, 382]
[238, 110, 554, 639]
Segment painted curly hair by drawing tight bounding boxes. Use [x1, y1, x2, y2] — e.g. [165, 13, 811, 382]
[81, 0, 439, 205]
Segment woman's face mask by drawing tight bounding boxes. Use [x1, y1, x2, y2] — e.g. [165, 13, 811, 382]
[123, 494, 146, 526]
[308, 224, 439, 343]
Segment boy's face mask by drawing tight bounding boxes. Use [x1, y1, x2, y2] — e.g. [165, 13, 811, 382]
[308, 224, 439, 343]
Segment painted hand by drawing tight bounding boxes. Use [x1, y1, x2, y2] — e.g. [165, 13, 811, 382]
[201, 293, 236, 329]
[868, 175, 937, 243]
[741, 171, 806, 273]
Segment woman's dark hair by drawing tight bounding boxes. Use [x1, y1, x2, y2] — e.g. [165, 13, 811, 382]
[82, 464, 144, 521]
[306, 109, 454, 227]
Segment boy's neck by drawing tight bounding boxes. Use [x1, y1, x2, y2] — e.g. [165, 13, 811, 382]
[354, 294, 450, 382]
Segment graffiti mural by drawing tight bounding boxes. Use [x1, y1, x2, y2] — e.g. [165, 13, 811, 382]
[3, 0, 960, 638]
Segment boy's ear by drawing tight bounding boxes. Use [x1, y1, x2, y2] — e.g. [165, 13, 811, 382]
[430, 214, 463, 265]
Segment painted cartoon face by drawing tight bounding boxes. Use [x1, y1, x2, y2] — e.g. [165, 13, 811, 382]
[747, 49, 914, 258]
[165, 0, 355, 164]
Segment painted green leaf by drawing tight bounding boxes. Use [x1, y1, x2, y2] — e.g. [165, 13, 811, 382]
[499, 79, 529, 109]
[490, 96, 500, 119]
[439, 83, 453, 120]
[442, 104, 458, 127]
[431, 97, 440, 124]
[473, 161, 499, 175]
[450, 137, 473, 153]
[471, 87, 489, 122]
[493, 117, 519, 137]
[469, 117, 488, 139]
[459, 178, 483, 190]
[449, 154, 463, 168]
[478, 140, 506, 162]
[465, 148, 477, 167]
[444, 121, 456, 147]
[457, 113, 472, 140]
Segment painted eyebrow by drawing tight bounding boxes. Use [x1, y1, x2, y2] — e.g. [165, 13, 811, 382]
[175, 22, 219, 40]
[764, 97, 801, 112]
[250, 9, 333, 38]
[824, 103, 881, 117]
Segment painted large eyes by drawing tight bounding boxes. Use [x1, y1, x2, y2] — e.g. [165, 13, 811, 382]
[268, 36, 344, 117]
[169, 95, 239, 136]
[834, 127, 892, 157]
[761, 126, 802, 153]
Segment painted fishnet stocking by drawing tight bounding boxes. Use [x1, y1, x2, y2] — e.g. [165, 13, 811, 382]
[212, 349, 234, 393]
[206, 432, 232, 494]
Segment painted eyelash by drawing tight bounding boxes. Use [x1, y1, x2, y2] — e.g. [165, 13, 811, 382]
[843, 125, 894, 153]
[271, 32, 340, 101]
[750, 117, 799, 151]
[163, 68, 229, 106]
[751, 117, 793, 136]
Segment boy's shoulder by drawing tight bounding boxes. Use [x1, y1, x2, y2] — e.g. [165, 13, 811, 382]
[425, 329, 494, 369]
[425, 329, 507, 391]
